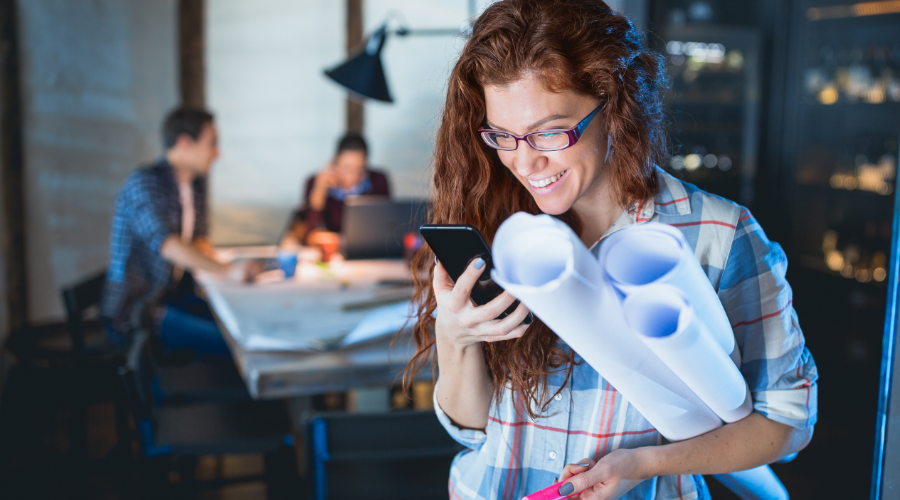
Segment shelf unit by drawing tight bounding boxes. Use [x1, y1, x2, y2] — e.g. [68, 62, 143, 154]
[649, 1, 900, 497]
[657, 25, 762, 206]
[780, 2, 899, 497]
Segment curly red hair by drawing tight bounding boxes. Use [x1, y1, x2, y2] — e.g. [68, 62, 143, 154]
[403, 0, 668, 418]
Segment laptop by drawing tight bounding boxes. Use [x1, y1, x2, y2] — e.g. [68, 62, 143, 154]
[341, 196, 430, 260]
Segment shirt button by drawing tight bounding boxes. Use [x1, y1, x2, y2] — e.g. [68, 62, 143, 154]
[554, 393, 562, 401]
[548, 451, 557, 460]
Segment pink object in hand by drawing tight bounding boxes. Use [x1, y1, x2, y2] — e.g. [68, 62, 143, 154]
[522, 481, 578, 500]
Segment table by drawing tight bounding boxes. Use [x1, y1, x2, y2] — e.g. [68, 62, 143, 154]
[195, 247, 426, 400]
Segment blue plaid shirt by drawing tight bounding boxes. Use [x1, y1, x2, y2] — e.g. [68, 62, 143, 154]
[435, 168, 818, 500]
[100, 160, 208, 333]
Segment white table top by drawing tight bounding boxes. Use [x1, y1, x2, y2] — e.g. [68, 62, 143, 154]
[194, 247, 425, 399]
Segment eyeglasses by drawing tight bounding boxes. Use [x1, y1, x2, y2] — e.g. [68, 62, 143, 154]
[478, 103, 604, 152]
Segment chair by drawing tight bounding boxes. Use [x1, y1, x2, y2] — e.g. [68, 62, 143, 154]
[146, 276, 252, 404]
[61, 269, 110, 356]
[304, 410, 463, 500]
[59, 269, 131, 466]
[119, 331, 297, 498]
[62, 268, 248, 411]
[146, 323, 251, 405]
[0, 270, 130, 497]
[5, 269, 113, 361]
[151, 356, 251, 404]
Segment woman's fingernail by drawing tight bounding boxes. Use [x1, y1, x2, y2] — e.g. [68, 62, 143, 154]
[558, 482, 574, 496]
[577, 462, 591, 466]
[434, 256, 438, 265]
[473, 257, 485, 270]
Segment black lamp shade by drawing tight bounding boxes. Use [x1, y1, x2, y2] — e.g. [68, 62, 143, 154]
[324, 25, 393, 103]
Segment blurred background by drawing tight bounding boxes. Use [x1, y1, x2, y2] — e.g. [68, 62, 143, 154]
[0, 0, 896, 499]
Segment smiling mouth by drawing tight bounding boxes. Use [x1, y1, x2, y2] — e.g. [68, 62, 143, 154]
[528, 170, 568, 188]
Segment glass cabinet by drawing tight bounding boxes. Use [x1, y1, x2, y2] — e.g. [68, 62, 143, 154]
[659, 25, 762, 206]
[781, 3, 899, 495]
[651, 1, 900, 497]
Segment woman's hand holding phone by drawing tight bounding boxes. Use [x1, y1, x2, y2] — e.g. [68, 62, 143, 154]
[433, 256, 532, 349]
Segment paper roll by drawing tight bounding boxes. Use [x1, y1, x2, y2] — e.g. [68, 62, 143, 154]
[600, 223, 741, 367]
[712, 466, 789, 500]
[491, 213, 722, 441]
[491, 213, 784, 500]
[622, 284, 752, 423]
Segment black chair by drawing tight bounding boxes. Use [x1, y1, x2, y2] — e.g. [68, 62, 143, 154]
[0, 269, 127, 499]
[119, 331, 297, 498]
[58, 269, 132, 467]
[61, 269, 112, 356]
[5, 269, 113, 361]
[146, 323, 251, 405]
[304, 410, 463, 500]
[151, 356, 252, 404]
[146, 272, 251, 404]
[62, 268, 248, 413]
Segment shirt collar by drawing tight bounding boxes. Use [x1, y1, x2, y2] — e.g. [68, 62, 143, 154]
[156, 157, 177, 188]
[651, 167, 691, 216]
[630, 167, 693, 223]
[328, 173, 372, 200]
[593, 167, 692, 248]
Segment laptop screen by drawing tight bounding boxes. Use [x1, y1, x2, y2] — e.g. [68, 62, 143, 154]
[341, 196, 430, 260]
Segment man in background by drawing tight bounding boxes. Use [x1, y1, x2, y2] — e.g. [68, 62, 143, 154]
[100, 107, 260, 354]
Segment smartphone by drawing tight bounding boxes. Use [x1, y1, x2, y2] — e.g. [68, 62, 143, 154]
[419, 224, 533, 324]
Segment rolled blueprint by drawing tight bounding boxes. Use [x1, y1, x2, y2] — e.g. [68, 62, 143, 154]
[712, 468, 789, 500]
[491, 212, 785, 500]
[622, 284, 752, 423]
[599, 223, 741, 367]
[491, 213, 722, 441]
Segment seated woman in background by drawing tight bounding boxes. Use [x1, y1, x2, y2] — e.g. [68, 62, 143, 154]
[292, 133, 390, 245]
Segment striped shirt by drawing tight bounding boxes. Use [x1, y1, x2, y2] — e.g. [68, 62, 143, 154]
[434, 168, 818, 500]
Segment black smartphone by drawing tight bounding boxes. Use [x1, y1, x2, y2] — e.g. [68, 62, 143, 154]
[419, 224, 533, 324]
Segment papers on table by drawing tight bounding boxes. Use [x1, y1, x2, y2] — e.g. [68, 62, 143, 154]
[491, 213, 785, 500]
[343, 301, 417, 346]
[199, 259, 415, 352]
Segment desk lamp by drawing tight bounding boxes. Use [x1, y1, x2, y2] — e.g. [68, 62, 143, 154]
[324, 10, 474, 103]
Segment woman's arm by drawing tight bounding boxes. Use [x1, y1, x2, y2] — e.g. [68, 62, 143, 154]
[309, 162, 337, 211]
[642, 412, 812, 476]
[433, 258, 531, 430]
[299, 175, 325, 244]
[558, 414, 812, 500]
[435, 326, 493, 430]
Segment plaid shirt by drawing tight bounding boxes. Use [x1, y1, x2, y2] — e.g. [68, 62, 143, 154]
[435, 168, 818, 500]
[100, 160, 208, 333]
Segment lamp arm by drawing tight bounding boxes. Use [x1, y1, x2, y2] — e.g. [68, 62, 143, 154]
[394, 27, 468, 37]
[382, 10, 471, 39]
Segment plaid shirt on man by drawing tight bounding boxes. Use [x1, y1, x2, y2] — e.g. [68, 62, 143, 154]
[434, 168, 818, 500]
[100, 160, 208, 334]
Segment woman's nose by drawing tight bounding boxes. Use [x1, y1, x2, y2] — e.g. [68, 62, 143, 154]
[512, 142, 548, 177]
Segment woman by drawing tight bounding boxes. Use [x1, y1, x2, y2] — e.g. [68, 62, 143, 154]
[405, 1, 817, 499]
[293, 133, 390, 244]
